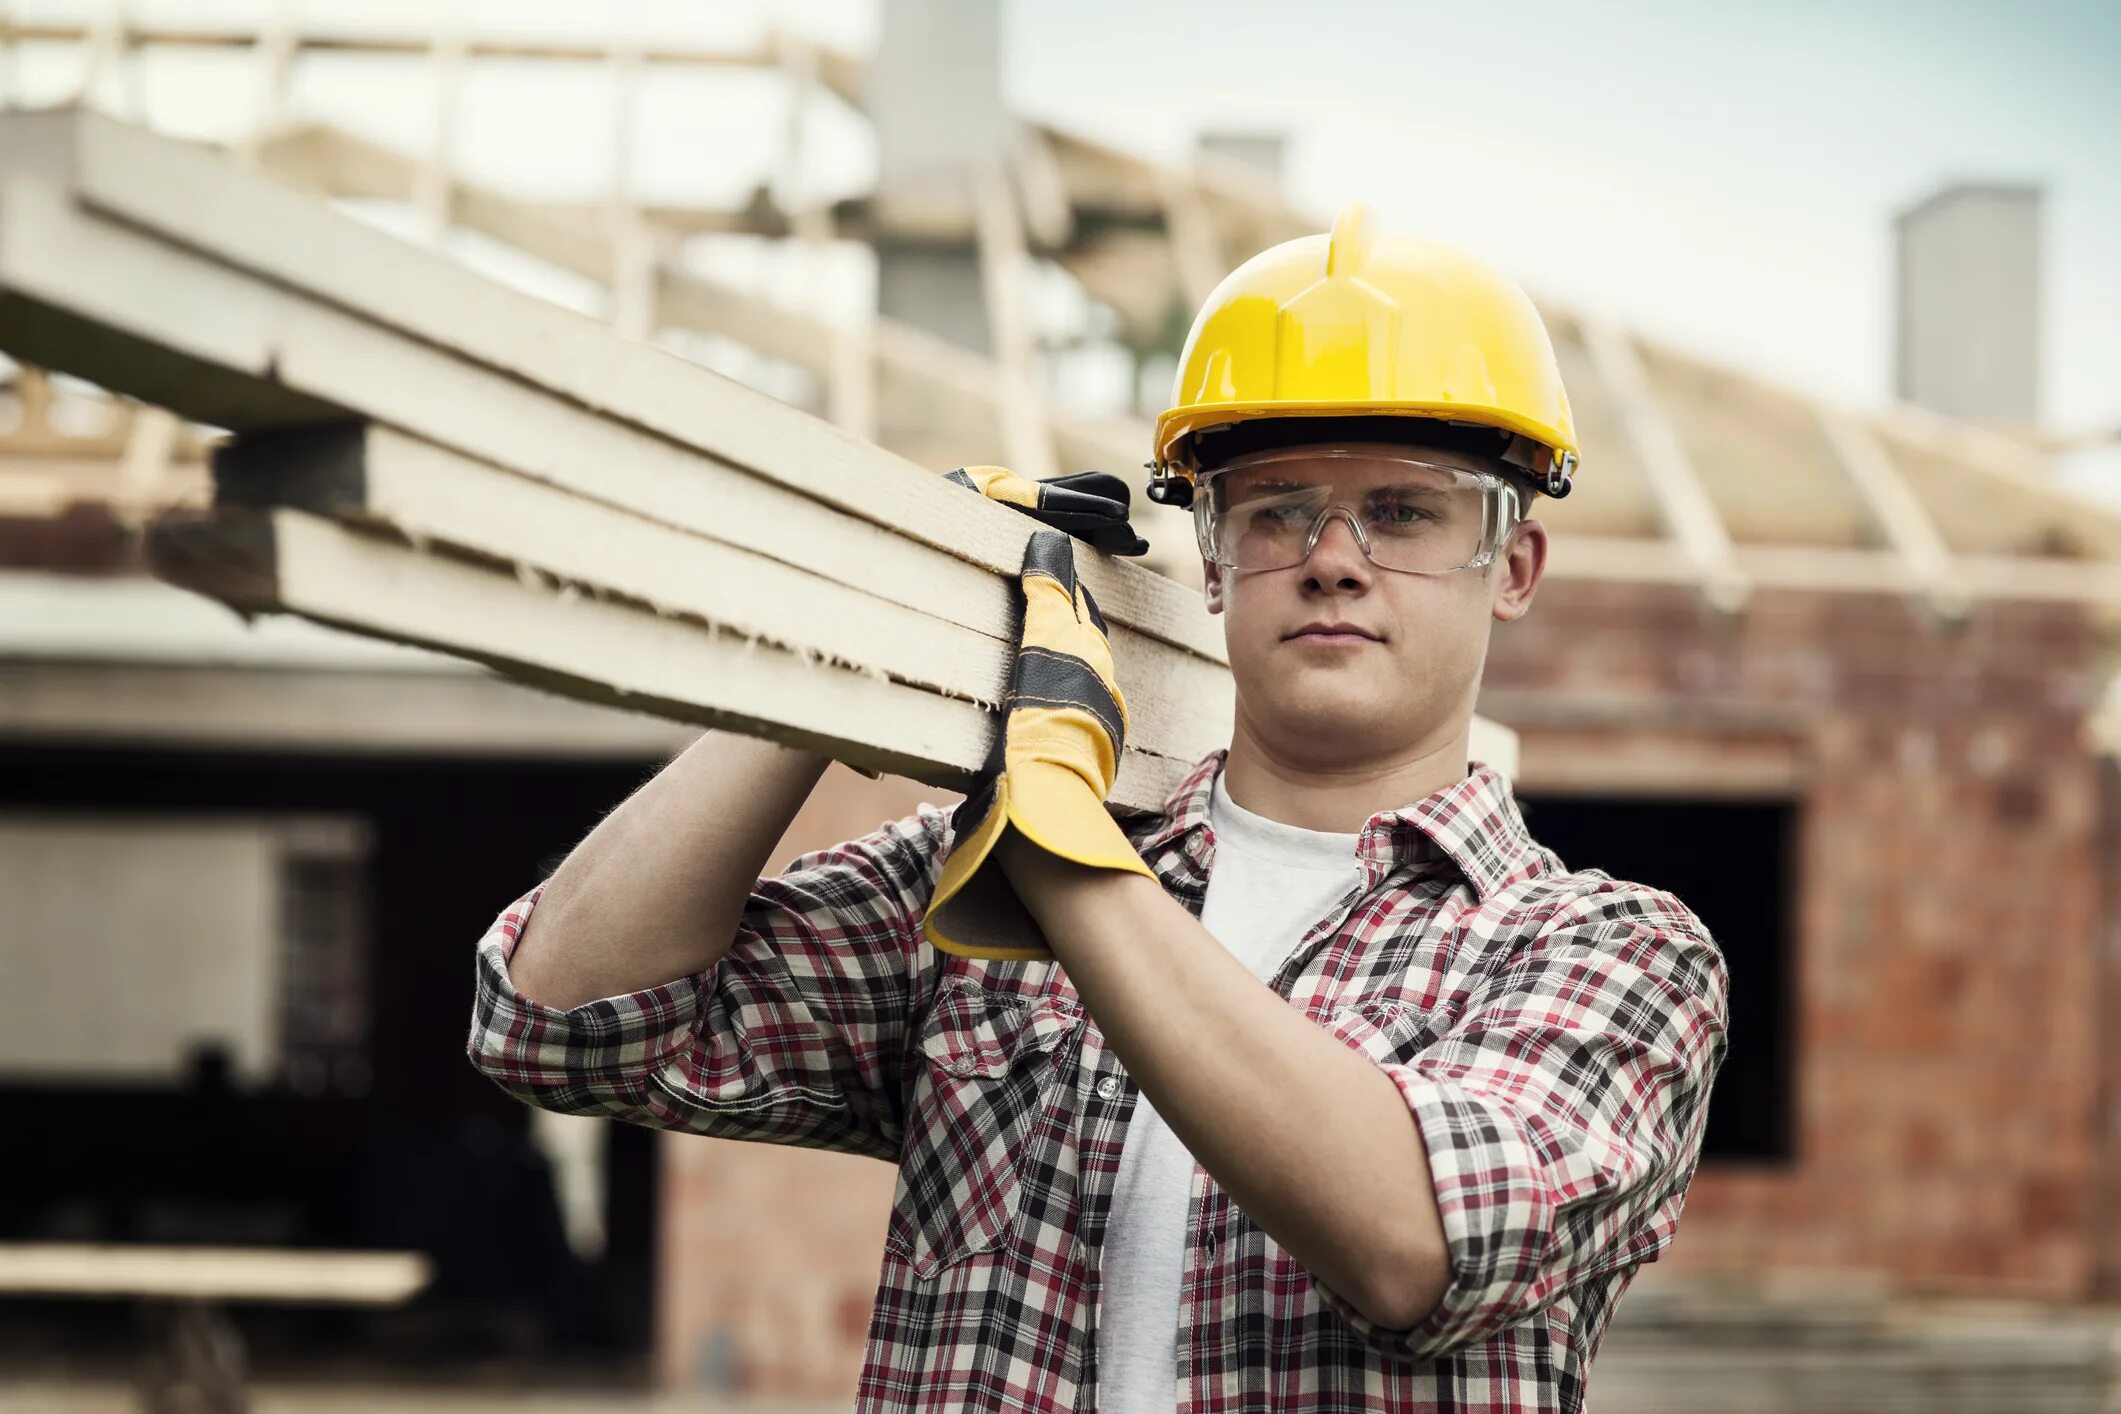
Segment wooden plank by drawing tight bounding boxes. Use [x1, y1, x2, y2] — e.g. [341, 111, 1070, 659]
[0, 109, 1219, 661]
[242, 120, 1199, 576]
[143, 507, 1198, 807]
[1578, 316, 1751, 612]
[1, 204, 1236, 742]
[0, 1243, 429, 1305]
[206, 422, 1237, 756]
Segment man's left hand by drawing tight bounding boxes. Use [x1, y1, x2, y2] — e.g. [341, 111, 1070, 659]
[923, 529, 1154, 961]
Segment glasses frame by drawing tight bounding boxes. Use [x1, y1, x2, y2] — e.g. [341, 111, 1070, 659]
[1191, 449, 1528, 576]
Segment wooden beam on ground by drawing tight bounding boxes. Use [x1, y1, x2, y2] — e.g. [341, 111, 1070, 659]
[0, 108, 1238, 809]
[1816, 404, 1968, 623]
[1580, 315, 1751, 612]
[0, 1243, 430, 1305]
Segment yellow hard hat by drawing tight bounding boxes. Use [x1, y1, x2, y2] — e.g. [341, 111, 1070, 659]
[1149, 203, 1579, 507]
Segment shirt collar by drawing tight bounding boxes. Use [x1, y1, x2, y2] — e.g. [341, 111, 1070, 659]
[1138, 748, 1536, 902]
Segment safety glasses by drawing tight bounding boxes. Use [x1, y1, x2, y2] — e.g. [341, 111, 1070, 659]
[1193, 449, 1524, 575]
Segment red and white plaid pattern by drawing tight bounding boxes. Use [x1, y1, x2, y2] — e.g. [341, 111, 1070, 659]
[469, 750, 1727, 1412]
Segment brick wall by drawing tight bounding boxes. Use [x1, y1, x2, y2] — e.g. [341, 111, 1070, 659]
[1484, 581, 2109, 1301]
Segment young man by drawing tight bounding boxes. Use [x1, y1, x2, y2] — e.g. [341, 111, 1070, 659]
[468, 204, 1728, 1413]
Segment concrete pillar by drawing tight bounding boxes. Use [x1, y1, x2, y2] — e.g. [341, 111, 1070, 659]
[1894, 182, 2042, 428]
[868, 0, 1007, 356]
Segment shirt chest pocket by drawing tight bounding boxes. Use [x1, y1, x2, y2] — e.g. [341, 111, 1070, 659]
[887, 977, 1083, 1279]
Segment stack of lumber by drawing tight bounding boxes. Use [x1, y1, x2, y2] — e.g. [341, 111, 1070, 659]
[0, 109, 1515, 808]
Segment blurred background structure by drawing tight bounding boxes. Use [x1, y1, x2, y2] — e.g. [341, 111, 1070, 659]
[2, 1, 2119, 1410]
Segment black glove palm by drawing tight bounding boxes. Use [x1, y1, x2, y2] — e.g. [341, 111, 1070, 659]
[942, 465, 1151, 557]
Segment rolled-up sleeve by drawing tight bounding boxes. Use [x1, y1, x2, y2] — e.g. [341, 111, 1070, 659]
[1317, 886, 1729, 1361]
[467, 803, 954, 1163]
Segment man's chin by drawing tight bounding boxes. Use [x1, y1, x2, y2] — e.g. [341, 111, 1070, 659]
[1260, 694, 1398, 752]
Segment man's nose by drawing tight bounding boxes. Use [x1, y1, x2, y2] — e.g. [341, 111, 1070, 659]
[1301, 508, 1373, 590]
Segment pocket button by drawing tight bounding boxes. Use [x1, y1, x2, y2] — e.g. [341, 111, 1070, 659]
[1096, 1076, 1121, 1101]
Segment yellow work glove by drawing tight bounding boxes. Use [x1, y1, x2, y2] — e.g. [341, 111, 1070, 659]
[923, 530, 1157, 961]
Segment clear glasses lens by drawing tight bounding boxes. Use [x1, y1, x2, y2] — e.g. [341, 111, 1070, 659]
[1195, 453, 1500, 573]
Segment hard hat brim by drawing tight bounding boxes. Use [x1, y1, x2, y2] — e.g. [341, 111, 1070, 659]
[1155, 400, 1577, 478]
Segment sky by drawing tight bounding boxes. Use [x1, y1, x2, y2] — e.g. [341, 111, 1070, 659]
[9, 0, 2120, 492]
[997, 0, 2121, 483]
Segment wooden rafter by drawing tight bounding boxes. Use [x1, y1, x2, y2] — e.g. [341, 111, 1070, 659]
[229, 0, 299, 167]
[776, 36, 875, 442]
[1579, 315, 1751, 612]
[0, 16, 869, 106]
[974, 162, 1059, 482]
[1816, 405, 1968, 622]
[1156, 168, 1225, 315]
[1011, 121, 1074, 251]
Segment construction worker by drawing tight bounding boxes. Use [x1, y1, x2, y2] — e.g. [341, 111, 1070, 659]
[469, 204, 1728, 1414]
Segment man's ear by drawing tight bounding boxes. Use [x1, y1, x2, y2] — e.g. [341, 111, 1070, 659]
[1203, 558, 1225, 615]
[1492, 519, 1547, 624]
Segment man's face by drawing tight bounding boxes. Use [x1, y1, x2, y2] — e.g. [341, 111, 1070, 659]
[1200, 439, 1548, 766]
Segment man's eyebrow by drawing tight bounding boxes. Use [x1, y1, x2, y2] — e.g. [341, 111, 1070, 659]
[1365, 481, 1455, 497]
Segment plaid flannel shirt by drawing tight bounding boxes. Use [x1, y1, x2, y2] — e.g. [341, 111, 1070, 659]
[469, 749, 1727, 1413]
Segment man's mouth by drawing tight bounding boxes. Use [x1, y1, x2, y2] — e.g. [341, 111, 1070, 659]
[1284, 623, 1381, 646]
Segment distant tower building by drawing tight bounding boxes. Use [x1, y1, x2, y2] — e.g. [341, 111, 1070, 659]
[1895, 182, 2043, 428]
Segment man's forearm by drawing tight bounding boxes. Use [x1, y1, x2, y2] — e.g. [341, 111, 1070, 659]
[997, 833, 1451, 1329]
[508, 730, 832, 1010]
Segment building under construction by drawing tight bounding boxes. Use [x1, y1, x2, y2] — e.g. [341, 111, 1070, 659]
[1, 3, 2117, 1407]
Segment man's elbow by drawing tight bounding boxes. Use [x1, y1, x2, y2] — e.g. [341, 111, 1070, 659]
[1353, 1230, 1453, 1331]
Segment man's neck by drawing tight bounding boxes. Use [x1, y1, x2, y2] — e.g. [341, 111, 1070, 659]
[1220, 724, 1473, 835]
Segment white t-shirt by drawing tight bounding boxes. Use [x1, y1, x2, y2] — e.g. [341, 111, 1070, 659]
[1096, 766, 1364, 1414]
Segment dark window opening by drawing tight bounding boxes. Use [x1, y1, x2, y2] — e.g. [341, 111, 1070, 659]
[1516, 792, 1796, 1163]
[0, 743, 665, 1383]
